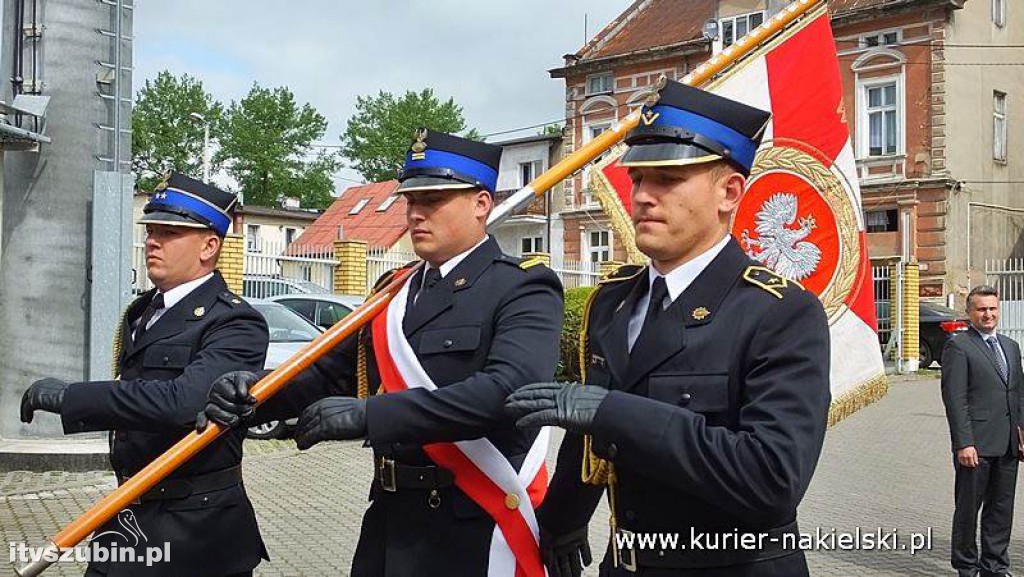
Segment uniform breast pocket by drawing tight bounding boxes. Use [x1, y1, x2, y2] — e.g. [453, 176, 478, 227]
[585, 364, 612, 388]
[418, 326, 481, 356]
[648, 373, 729, 413]
[142, 345, 192, 370]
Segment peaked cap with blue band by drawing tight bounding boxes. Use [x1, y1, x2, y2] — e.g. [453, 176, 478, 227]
[139, 172, 237, 237]
[397, 129, 503, 194]
[621, 79, 771, 176]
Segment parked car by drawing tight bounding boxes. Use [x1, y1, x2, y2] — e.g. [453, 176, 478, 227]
[242, 275, 330, 299]
[267, 293, 365, 330]
[245, 299, 324, 439]
[919, 301, 969, 368]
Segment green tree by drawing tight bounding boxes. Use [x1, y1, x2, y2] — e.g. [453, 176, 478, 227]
[340, 89, 479, 183]
[131, 71, 225, 191]
[217, 84, 339, 209]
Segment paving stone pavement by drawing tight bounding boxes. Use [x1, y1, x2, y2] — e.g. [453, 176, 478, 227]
[3, 376, 1024, 576]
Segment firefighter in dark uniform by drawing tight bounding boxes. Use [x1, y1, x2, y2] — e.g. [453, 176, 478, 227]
[506, 80, 831, 577]
[20, 173, 269, 577]
[203, 131, 564, 576]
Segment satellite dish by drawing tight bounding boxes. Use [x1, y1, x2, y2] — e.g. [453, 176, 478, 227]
[703, 18, 720, 41]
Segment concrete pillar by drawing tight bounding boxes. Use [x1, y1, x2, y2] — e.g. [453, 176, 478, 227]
[217, 234, 244, 295]
[901, 262, 921, 372]
[334, 240, 368, 297]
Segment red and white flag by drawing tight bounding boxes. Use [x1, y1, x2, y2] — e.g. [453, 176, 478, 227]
[371, 275, 551, 577]
[590, 8, 886, 421]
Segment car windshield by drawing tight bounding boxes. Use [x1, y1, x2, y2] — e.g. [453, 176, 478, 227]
[251, 302, 322, 343]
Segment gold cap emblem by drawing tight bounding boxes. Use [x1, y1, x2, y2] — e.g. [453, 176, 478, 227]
[410, 128, 428, 155]
[641, 110, 661, 126]
[691, 307, 711, 321]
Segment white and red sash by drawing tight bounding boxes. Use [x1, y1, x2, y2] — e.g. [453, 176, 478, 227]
[370, 272, 550, 577]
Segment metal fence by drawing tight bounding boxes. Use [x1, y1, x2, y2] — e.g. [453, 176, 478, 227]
[132, 226, 154, 295]
[872, 264, 892, 347]
[244, 240, 334, 299]
[552, 259, 601, 289]
[367, 248, 417, 294]
[985, 258, 1024, 345]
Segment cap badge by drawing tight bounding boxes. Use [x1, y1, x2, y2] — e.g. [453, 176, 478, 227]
[410, 128, 428, 160]
[641, 110, 661, 126]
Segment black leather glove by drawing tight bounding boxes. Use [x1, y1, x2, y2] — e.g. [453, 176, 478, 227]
[294, 397, 367, 450]
[197, 371, 258, 431]
[20, 378, 69, 423]
[505, 382, 608, 434]
[541, 525, 592, 577]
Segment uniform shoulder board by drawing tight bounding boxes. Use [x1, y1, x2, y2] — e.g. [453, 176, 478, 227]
[742, 266, 805, 299]
[218, 291, 245, 306]
[518, 256, 547, 270]
[599, 264, 644, 284]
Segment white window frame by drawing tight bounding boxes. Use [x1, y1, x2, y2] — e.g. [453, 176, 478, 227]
[716, 11, 766, 52]
[284, 226, 298, 246]
[520, 235, 544, 255]
[519, 160, 543, 187]
[349, 198, 370, 215]
[993, 0, 1006, 27]
[246, 224, 260, 252]
[994, 90, 1008, 162]
[856, 74, 904, 159]
[585, 73, 614, 96]
[376, 195, 399, 212]
[584, 229, 612, 263]
[581, 120, 614, 207]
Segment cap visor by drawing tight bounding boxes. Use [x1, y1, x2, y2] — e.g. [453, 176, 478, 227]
[396, 176, 477, 194]
[619, 142, 722, 168]
[138, 210, 212, 229]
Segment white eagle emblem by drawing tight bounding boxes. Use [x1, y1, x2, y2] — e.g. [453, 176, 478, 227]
[741, 192, 822, 281]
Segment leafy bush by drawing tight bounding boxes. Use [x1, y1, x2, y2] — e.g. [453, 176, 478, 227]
[557, 286, 597, 382]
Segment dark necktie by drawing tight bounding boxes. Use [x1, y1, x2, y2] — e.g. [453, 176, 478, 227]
[631, 276, 669, 354]
[987, 335, 1008, 381]
[414, 268, 441, 307]
[135, 293, 165, 342]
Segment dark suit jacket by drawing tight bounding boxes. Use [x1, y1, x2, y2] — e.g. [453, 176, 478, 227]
[259, 236, 564, 576]
[60, 271, 269, 577]
[941, 328, 1024, 457]
[538, 239, 831, 575]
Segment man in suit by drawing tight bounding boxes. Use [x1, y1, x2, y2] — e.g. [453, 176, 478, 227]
[941, 285, 1024, 577]
[203, 130, 564, 576]
[505, 80, 831, 577]
[20, 173, 269, 577]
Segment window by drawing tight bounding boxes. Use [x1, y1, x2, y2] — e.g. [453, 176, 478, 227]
[278, 298, 316, 324]
[993, 0, 1006, 27]
[349, 198, 370, 215]
[587, 230, 611, 262]
[586, 73, 614, 96]
[994, 91, 1008, 162]
[859, 30, 901, 48]
[315, 302, 352, 328]
[864, 209, 899, 233]
[377, 195, 399, 212]
[721, 11, 765, 48]
[519, 160, 542, 187]
[521, 236, 544, 254]
[246, 224, 260, 252]
[865, 82, 899, 157]
[284, 227, 297, 246]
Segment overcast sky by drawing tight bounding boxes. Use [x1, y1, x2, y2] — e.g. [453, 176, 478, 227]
[133, 1, 629, 190]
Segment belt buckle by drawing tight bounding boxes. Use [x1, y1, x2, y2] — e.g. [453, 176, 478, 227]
[615, 529, 638, 573]
[379, 458, 398, 492]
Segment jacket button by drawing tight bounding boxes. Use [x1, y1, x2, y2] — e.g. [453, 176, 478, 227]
[163, 356, 170, 364]
[443, 339, 454, 348]
[679, 393, 693, 406]
[606, 443, 619, 459]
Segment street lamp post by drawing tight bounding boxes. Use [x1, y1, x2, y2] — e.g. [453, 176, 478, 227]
[189, 112, 210, 183]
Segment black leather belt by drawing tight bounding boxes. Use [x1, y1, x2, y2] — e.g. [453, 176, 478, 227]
[374, 457, 454, 492]
[118, 466, 242, 503]
[615, 521, 799, 571]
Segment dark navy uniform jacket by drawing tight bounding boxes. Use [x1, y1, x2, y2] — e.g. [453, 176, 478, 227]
[61, 271, 269, 577]
[538, 239, 830, 577]
[258, 236, 564, 577]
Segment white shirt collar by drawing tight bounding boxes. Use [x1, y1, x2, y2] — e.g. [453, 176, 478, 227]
[427, 236, 489, 278]
[973, 325, 999, 339]
[646, 234, 731, 302]
[159, 272, 215, 310]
